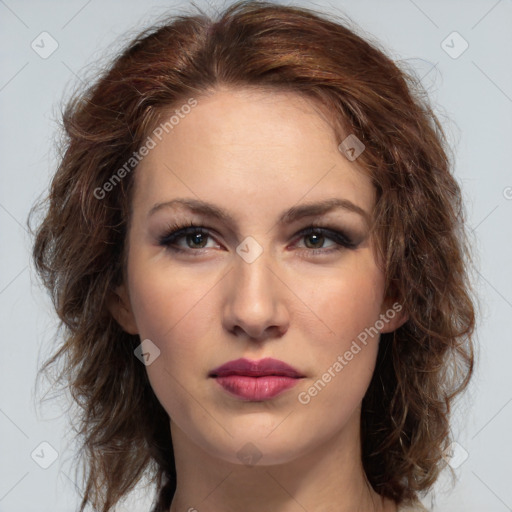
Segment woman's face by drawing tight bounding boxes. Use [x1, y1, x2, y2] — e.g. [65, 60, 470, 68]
[112, 87, 404, 466]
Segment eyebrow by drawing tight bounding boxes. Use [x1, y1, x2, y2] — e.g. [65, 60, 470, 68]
[147, 197, 370, 225]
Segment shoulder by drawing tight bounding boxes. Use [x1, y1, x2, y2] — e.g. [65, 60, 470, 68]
[396, 501, 429, 512]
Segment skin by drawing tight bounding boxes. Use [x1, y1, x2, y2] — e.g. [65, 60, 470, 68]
[109, 86, 407, 512]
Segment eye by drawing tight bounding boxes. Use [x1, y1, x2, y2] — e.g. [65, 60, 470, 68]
[158, 222, 220, 254]
[293, 226, 357, 255]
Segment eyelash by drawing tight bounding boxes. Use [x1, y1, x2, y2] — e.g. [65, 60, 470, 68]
[158, 221, 358, 257]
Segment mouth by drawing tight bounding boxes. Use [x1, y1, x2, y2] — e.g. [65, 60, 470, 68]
[209, 357, 304, 401]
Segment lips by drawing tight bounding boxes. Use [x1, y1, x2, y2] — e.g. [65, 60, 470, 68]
[209, 357, 304, 401]
[209, 357, 303, 378]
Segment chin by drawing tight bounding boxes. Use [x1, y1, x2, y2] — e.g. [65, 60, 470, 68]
[190, 414, 329, 468]
[205, 434, 304, 467]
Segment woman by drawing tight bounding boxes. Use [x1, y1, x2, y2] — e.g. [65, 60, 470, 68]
[29, 1, 475, 511]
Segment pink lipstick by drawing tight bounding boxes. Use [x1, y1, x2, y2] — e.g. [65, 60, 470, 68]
[209, 357, 304, 401]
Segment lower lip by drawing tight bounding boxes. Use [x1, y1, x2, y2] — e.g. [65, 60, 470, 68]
[214, 375, 300, 401]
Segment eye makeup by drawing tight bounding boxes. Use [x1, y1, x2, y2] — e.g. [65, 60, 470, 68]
[157, 219, 362, 257]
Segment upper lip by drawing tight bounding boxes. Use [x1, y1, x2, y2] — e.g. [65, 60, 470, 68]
[209, 357, 304, 378]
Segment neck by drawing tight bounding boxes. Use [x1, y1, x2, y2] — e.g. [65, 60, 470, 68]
[167, 412, 397, 512]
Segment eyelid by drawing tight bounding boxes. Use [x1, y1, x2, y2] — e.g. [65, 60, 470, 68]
[158, 223, 220, 248]
[292, 226, 357, 249]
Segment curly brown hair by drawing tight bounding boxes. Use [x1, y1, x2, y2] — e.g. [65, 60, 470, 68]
[28, 1, 475, 511]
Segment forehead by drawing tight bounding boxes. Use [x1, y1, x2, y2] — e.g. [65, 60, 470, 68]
[131, 87, 374, 221]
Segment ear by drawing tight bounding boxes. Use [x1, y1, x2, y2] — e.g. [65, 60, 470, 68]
[378, 299, 408, 334]
[107, 283, 139, 335]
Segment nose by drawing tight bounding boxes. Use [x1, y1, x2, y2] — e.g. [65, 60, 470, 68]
[222, 249, 290, 342]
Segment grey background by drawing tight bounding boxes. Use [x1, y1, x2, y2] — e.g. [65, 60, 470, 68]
[1, 0, 511, 511]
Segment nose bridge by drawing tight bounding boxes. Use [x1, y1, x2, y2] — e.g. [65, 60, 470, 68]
[224, 240, 288, 338]
[234, 246, 276, 311]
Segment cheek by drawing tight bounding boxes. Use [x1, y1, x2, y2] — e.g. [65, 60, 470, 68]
[295, 255, 385, 410]
[127, 249, 221, 343]
[308, 253, 385, 346]
[127, 262, 221, 416]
